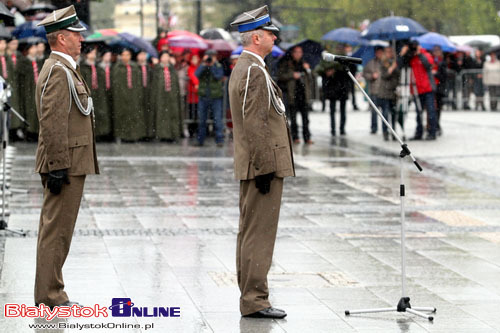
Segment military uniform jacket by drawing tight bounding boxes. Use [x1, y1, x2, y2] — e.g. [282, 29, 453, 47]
[35, 53, 99, 176]
[229, 51, 295, 180]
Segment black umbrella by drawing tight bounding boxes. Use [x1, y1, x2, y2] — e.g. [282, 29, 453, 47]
[280, 39, 324, 69]
[21, 3, 56, 16]
[0, 3, 14, 20]
[484, 44, 500, 55]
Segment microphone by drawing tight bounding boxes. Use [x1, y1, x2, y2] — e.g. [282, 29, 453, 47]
[322, 52, 362, 64]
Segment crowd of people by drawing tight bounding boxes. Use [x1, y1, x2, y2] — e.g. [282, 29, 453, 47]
[1, 25, 498, 145]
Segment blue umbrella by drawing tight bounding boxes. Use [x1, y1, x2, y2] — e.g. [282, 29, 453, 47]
[321, 27, 366, 46]
[118, 32, 158, 57]
[361, 16, 427, 41]
[352, 40, 389, 66]
[412, 32, 457, 52]
[231, 45, 284, 58]
[12, 20, 46, 40]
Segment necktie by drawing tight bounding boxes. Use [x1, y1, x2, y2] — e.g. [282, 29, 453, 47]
[91, 64, 98, 89]
[163, 66, 171, 92]
[32, 60, 39, 84]
[105, 65, 111, 90]
[126, 64, 132, 89]
[141, 65, 147, 87]
[11, 54, 16, 66]
[1, 56, 7, 79]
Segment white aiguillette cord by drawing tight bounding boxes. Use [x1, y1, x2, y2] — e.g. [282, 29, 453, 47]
[242, 63, 285, 119]
[40, 61, 94, 116]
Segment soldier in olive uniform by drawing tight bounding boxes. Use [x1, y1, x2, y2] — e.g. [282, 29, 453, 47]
[34, 5, 99, 308]
[18, 39, 44, 141]
[136, 50, 154, 140]
[151, 51, 182, 141]
[7, 37, 22, 139]
[0, 35, 18, 137]
[229, 6, 295, 319]
[80, 46, 112, 140]
[112, 48, 147, 142]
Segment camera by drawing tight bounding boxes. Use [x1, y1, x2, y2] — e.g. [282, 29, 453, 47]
[406, 40, 419, 58]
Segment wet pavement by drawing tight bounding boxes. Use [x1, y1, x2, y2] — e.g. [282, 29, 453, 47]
[1, 110, 500, 332]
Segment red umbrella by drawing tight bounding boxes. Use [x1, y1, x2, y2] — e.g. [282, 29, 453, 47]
[167, 30, 204, 40]
[168, 35, 208, 50]
[207, 39, 237, 52]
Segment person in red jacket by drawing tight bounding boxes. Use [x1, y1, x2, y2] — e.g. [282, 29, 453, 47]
[186, 54, 200, 137]
[399, 40, 438, 140]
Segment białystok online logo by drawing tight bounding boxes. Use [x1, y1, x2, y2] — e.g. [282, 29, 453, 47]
[4, 298, 181, 320]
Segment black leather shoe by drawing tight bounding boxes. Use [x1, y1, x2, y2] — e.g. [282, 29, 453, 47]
[244, 307, 287, 319]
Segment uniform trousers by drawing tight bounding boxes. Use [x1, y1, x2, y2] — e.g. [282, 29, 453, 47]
[34, 175, 86, 306]
[237, 177, 283, 315]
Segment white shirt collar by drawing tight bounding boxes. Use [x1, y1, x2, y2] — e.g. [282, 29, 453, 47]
[242, 50, 266, 67]
[51, 51, 77, 70]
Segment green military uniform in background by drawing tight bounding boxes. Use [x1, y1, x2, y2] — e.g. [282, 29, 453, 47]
[8, 50, 21, 122]
[112, 61, 146, 141]
[0, 52, 20, 129]
[138, 62, 154, 139]
[18, 55, 43, 139]
[151, 63, 182, 140]
[80, 61, 112, 138]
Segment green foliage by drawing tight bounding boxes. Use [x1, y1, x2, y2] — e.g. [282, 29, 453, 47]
[265, 0, 500, 41]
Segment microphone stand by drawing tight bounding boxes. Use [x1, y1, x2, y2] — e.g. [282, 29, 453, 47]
[339, 62, 436, 321]
[0, 83, 28, 237]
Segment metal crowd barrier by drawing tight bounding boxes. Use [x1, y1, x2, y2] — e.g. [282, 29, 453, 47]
[455, 68, 500, 110]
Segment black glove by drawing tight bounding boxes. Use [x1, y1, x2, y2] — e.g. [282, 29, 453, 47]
[47, 169, 70, 195]
[255, 172, 275, 195]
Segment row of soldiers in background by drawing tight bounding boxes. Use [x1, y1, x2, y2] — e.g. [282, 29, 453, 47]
[0, 36, 46, 141]
[2, 36, 183, 143]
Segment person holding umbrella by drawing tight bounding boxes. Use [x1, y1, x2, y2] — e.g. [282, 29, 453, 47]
[278, 45, 313, 144]
[398, 40, 438, 140]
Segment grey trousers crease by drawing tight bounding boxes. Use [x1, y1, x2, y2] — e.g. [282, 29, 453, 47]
[35, 175, 86, 306]
[236, 177, 284, 316]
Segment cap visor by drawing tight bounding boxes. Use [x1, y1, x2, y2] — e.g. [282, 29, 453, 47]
[66, 22, 87, 32]
[262, 24, 279, 32]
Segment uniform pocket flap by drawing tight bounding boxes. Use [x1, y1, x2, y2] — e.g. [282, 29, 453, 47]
[76, 84, 87, 95]
[68, 135, 89, 148]
[272, 136, 289, 149]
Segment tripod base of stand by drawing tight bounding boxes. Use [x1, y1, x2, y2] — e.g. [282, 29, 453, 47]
[0, 219, 26, 236]
[345, 297, 436, 321]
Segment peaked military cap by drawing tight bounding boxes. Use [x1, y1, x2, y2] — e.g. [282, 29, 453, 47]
[230, 5, 279, 33]
[37, 5, 87, 34]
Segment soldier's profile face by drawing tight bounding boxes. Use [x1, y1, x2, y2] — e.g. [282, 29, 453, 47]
[62, 31, 83, 60]
[260, 30, 276, 56]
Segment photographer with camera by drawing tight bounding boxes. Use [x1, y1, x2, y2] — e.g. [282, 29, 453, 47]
[195, 49, 225, 147]
[398, 40, 438, 141]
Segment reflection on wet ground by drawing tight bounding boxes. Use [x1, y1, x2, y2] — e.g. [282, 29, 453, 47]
[1, 112, 500, 332]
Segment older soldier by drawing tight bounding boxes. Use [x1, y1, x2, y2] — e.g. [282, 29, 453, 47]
[34, 5, 99, 308]
[229, 6, 294, 319]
